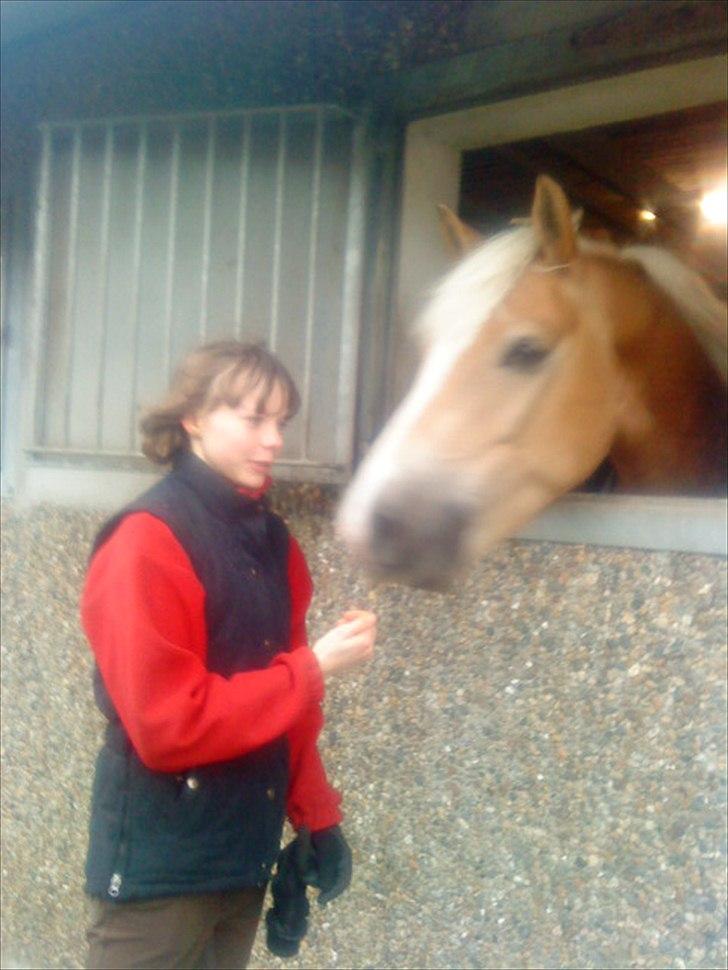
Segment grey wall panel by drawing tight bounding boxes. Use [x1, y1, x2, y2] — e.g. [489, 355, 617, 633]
[306, 118, 352, 465]
[42, 130, 74, 448]
[170, 122, 208, 364]
[67, 126, 107, 451]
[275, 114, 318, 462]
[133, 124, 173, 448]
[240, 114, 278, 345]
[205, 117, 248, 340]
[100, 125, 142, 452]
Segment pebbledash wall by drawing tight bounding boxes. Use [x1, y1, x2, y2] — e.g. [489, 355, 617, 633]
[2, 496, 726, 970]
[2, 4, 726, 969]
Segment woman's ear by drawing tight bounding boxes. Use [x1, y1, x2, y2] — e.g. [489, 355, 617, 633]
[181, 413, 201, 438]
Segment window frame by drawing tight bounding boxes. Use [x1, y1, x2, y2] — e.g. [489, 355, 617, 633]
[393, 56, 727, 557]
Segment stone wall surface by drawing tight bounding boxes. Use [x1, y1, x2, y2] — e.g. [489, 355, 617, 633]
[1, 494, 726, 970]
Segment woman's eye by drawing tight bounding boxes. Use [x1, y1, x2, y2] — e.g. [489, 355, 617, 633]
[499, 338, 550, 371]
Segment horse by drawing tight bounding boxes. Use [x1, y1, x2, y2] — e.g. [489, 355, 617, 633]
[337, 175, 728, 589]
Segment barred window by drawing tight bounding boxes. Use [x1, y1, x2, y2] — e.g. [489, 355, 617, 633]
[29, 105, 367, 483]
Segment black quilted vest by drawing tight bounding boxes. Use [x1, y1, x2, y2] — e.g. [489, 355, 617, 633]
[85, 451, 292, 901]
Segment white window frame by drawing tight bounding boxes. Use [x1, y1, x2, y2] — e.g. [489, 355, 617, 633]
[395, 55, 727, 557]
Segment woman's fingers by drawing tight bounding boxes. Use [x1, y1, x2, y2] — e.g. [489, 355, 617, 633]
[312, 611, 377, 676]
[338, 621, 377, 646]
[338, 610, 377, 631]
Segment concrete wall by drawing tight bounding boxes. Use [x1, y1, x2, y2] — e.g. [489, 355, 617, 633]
[1, 493, 726, 970]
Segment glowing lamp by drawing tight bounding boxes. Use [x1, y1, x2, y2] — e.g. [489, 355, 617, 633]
[699, 184, 727, 226]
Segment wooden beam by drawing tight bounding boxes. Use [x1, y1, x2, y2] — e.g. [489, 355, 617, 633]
[542, 132, 699, 234]
[370, 1, 727, 119]
[487, 142, 651, 239]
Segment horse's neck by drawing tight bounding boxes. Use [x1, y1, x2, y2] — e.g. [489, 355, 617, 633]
[609, 294, 728, 494]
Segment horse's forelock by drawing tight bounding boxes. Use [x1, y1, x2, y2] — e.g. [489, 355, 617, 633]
[416, 225, 540, 348]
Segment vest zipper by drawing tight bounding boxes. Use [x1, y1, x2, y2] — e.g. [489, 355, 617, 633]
[107, 745, 132, 898]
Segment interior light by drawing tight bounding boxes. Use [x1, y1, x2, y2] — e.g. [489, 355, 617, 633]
[638, 209, 657, 222]
[700, 184, 727, 226]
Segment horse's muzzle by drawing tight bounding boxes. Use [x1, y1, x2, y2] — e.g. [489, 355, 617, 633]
[359, 495, 472, 590]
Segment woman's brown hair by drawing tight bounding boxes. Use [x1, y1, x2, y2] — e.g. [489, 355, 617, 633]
[140, 341, 301, 465]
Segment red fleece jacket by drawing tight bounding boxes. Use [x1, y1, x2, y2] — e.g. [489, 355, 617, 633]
[81, 511, 342, 832]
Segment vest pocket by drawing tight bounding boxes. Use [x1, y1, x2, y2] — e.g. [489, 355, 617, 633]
[123, 744, 289, 887]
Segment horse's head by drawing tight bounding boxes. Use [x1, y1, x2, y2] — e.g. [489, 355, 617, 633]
[337, 175, 633, 588]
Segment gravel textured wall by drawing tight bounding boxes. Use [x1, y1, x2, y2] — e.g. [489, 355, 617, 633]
[1, 493, 726, 970]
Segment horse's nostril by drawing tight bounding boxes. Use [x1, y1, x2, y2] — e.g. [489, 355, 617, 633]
[368, 495, 472, 580]
[372, 507, 406, 542]
[370, 506, 412, 567]
[442, 500, 470, 534]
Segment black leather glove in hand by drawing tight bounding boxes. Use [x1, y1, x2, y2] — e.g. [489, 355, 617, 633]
[265, 827, 314, 958]
[265, 824, 352, 957]
[308, 825, 353, 906]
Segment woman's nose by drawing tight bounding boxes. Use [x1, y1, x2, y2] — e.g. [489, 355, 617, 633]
[262, 422, 283, 450]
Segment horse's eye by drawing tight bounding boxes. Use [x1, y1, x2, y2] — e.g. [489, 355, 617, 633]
[500, 338, 550, 371]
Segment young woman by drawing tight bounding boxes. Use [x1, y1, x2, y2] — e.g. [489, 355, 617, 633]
[81, 341, 377, 969]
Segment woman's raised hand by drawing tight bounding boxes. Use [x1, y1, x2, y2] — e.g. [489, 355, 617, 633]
[312, 609, 377, 677]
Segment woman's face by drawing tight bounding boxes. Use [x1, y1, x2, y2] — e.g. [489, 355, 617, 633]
[182, 380, 288, 490]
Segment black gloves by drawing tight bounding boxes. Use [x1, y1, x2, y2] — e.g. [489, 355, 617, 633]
[309, 824, 353, 906]
[265, 827, 314, 957]
[265, 824, 353, 958]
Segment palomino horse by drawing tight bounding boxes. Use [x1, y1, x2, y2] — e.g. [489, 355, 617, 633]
[337, 175, 727, 589]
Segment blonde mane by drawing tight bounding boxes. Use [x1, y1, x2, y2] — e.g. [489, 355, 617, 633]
[420, 226, 728, 383]
[620, 244, 728, 382]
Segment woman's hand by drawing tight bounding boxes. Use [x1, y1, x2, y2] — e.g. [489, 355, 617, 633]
[312, 609, 377, 677]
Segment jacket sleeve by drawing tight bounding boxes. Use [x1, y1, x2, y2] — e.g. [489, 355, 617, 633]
[285, 536, 343, 831]
[81, 512, 324, 773]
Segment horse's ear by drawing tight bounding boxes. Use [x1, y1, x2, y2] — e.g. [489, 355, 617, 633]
[437, 205, 483, 256]
[532, 175, 576, 266]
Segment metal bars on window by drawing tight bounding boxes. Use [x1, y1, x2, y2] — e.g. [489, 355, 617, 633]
[28, 105, 367, 481]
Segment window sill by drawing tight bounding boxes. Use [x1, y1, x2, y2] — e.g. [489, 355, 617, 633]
[518, 492, 727, 557]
